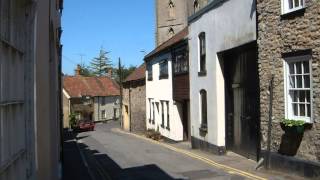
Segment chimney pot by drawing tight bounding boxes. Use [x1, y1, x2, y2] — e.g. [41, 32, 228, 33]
[75, 64, 81, 76]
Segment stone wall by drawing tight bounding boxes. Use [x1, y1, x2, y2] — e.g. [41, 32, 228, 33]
[123, 80, 146, 133]
[257, 0, 320, 161]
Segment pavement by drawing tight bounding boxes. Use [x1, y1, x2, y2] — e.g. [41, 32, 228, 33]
[62, 121, 306, 180]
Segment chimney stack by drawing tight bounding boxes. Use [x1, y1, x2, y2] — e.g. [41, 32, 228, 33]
[75, 64, 81, 76]
[108, 69, 113, 78]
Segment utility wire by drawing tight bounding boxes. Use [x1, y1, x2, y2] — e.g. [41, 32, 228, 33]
[62, 55, 78, 65]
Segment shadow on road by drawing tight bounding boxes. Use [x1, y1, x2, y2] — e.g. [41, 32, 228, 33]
[77, 140, 185, 180]
[62, 129, 92, 180]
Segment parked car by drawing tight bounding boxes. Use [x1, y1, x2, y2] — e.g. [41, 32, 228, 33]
[75, 120, 95, 132]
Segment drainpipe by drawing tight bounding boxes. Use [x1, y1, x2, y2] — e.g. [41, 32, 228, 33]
[129, 86, 132, 132]
[265, 74, 274, 169]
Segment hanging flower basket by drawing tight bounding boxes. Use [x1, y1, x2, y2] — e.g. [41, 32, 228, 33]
[278, 119, 305, 156]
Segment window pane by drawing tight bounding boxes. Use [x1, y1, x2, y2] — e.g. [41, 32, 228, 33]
[289, 76, 295, 88]
[296, 62, 302, 74]
[304, 75, 310, 88]
[300, 0, 304, 6]
[294, 0, 300, 7]
[297, 75, 302, 88]
[300, 104, 305, 116]
[289, 63, 295, 74]
[299, 90, 305, 103]
[289, 0, 293, 9]
[290, 91, 298, 102]
[303, 61, 309, 73]
[306, 91, 311, 103]
[307, 104, 311, 117]
[200, 55, 206, 72]
[293, 103, 298, 116]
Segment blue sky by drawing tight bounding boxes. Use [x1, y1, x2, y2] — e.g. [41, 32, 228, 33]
[62, 0, 155, 75]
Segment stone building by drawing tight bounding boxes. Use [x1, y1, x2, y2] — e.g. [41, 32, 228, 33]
[0, 0, 63, 179]
[257, 0, 320, 177]
[63, 71, 120, 128]
[122, 64, 146, 133]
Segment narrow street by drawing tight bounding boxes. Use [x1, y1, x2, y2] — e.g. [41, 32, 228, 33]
[74, 121, 247, 180]
[62, 121, 299, 180]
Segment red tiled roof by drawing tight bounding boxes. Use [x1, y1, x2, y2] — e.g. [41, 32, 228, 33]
[124, 64, 146, 82]
[145, 27, 188, 60]
[63, 76, 120, 98]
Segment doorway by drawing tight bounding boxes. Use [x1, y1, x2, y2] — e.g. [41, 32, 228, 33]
[181, 100, 190, 141]
[222, 42, 260, 160]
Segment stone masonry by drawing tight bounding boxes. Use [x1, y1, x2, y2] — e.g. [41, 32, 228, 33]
[257, 0, 320, 161]
[123, 80, 146, 133]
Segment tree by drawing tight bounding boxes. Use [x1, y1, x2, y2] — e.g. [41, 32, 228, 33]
[113, 65, 136, 83]
[90, 47, 112, 76]
[79, 63, 94, 76]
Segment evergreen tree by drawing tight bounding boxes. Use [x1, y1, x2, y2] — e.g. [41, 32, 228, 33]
[90, 47, 112, 76]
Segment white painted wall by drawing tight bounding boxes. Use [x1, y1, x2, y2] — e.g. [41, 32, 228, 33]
[189, 0, 257, 147]
[146, 53, 184, 141]
[94, 96, 120, 122]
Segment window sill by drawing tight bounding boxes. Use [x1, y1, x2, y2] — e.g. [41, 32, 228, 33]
[281, 8, 305, 20]
[198, 71, 207, 77]
[174, 72, 189, 77]
[159, 74, 169, 79]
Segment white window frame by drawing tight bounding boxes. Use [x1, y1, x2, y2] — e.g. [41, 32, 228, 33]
[284, 54, 312, 123]
[281, 0, 305, 15]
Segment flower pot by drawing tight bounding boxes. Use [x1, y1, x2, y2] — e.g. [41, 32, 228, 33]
[279, 123, 304, 156]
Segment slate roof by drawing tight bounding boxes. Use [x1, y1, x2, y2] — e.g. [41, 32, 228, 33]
[144, 27, 188, 61]
[124, 64, 146, 82]
[63, 76, 120, 98]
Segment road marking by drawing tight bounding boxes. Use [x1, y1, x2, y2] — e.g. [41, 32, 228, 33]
[114, 128, 267, 180]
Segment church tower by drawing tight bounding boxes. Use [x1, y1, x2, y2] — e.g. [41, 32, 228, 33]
[155, 0, 189, 46]
[155, 0, 212, 46]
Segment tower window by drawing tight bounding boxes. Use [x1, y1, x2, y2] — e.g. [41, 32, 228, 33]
[168, 27, 175, 36]
[194, 0, 200, 13]
[168, 0, 175, 18]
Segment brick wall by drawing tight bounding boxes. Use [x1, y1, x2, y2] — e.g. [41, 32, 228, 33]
[257, 0, 320, 161]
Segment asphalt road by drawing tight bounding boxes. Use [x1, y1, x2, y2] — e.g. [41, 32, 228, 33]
[76, 121, 248, 180]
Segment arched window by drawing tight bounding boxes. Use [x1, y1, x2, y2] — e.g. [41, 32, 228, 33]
[194, 0, 200, 13]
[199, 32, 206, 74]
[168, 0, 175, 18]
[168, 27, 175, 36]
[200, 89, 207, 128]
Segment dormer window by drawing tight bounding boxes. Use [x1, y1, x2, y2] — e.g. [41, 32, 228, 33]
[282, 0, 305, 14]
